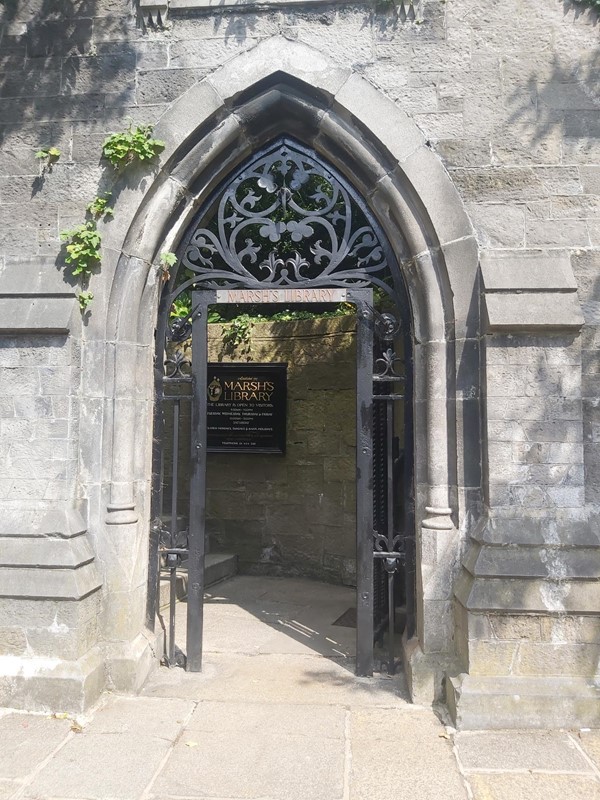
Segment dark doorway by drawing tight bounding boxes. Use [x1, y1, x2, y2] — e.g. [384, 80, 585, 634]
[147, 138, 415, 678]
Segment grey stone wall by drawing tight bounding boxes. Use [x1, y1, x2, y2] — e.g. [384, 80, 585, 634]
[0, 334, 78, 507]
[0, 0, 599, 724]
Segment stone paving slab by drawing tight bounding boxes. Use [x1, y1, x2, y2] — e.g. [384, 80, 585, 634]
[578, 730, 600, 765]
[0, 713, 71, 780]
[185, 700, 346, 739]
[84, 696, 194, 739]
[0, 781, 19, 800]
[454, 729, 591, 772]
[467, 773, 600, 800]
[26, 731, 173, 800]
[350, 708, 468, 800]
[142, 652, 409, 707]
[151, 728, 346, 800]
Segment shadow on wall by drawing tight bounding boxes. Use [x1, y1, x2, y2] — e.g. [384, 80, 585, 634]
[562, 0, 599, 24]
[0, 0, 138, 135]
[506, 14, 599, 144]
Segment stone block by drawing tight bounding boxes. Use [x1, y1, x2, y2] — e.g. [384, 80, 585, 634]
[468, 202, 525, 248]
[467, 639, 518, 676]
[581, 165, 600, 195]
[516, 641, 600, 678]
[540, 615, 600, 645]
[169, 37, 258, 71]
[489, 614, 542, 641]
[480, 249, 577, 291]
[0, 645, 105, 714]
[452, 166, 545, 203]
[484, 292, 584, 332]
[208, 35, 351, 108]
[61, 53, 136, 96]
[449, 673, 600, 730]
[136, 67, 204, 106]
[323, 456, 355, 483]
[526, 218, 590, 248]
[25, 19, 93, 58]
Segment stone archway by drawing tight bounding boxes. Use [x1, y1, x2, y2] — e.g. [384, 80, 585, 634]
[82, 35, 480, 703]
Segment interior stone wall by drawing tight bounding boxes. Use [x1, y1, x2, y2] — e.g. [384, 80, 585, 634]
[168, 315, 358, 585]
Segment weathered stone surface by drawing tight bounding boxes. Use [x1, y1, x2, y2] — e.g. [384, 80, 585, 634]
[455, 729, 588, 771]
[484, 292, 584, 331]
[480, 250, 577, 291]
[467, 774, 600, 800]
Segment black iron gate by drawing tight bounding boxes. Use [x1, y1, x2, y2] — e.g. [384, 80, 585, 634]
[147, 289, 414, 676]
[146, 138, 415, 676]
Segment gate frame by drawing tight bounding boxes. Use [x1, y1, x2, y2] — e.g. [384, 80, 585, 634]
[178, 287, 388, 676]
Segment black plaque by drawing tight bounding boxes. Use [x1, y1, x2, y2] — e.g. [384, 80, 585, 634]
[206, 363, 287, 454]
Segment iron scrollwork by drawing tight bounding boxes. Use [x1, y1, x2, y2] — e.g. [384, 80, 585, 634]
[181, 140, 389, 289]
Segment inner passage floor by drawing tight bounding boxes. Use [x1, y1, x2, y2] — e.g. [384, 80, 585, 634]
[172, 574, 359, 662]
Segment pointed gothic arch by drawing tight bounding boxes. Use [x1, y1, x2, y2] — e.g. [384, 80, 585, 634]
[82, 36, 480, 700]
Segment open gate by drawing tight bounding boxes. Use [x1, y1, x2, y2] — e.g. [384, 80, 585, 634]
[146, 138, 415, 676]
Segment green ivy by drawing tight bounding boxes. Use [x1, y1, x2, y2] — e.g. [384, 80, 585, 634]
[35, 146, 61, 172]
[222, 314, 255, 348]
[60, 221, 102, 277]
[78, 290, 94, 311]
[159, 251, 178, 281]
[53, 123, 162, 314]
[101, 124, 165, 169]
[35, 146, 61, 163]
[86, 193, 114, 219]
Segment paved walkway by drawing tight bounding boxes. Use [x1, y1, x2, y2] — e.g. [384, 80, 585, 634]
[2, 576, 600, 800]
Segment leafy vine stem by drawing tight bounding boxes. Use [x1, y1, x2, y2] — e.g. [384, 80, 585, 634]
[57, 124, 165, 313]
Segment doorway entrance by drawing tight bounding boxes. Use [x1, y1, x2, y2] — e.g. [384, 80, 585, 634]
[147, 139, 415, 678]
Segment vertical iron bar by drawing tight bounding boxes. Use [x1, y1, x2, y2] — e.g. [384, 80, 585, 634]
[167, 398, 180, 665]
[351, 289, 374, 677]
[171, 398, 180, 549]
[387, 568, 395, 675]
[386, 397, 395, 675]
[168, 562, 177, 665]
[187, 291, 213, 671]
[403, 332, 417, 640]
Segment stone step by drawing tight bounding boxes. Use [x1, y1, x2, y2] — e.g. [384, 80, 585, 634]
[158, 553, 237, 609]
[447, 673, 600, 730]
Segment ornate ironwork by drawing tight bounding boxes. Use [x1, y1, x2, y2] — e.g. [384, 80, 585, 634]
[181, 139, 389, 290]
[149, 140, 416, 678]
[164, 349, 191, 379]
[374, 348, 404, 380]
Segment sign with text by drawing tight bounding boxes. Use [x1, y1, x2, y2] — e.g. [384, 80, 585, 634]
[206, 363, 287, 454]
[215, 288, 347, 304]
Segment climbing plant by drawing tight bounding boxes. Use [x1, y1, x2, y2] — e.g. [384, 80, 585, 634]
[35, 146, 61, 171]
[56, 124, 165, 313]
[101, 124, 165, 168]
